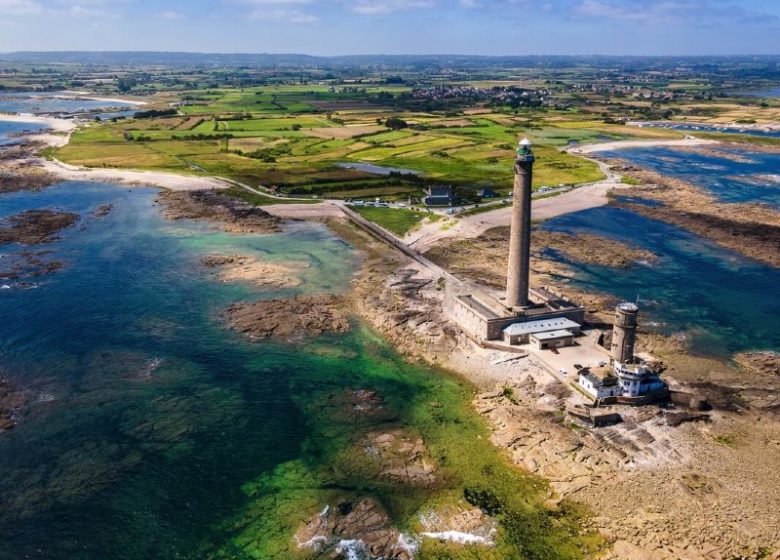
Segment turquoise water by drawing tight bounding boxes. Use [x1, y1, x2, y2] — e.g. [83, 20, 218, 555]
[600, 146, 780, 208]
[0, 120, 47, 145]
[541, 205, 780, 358]
[0, 181, 368, 558]
[0, 182, 601, 560]
[0, 91, 134, 115]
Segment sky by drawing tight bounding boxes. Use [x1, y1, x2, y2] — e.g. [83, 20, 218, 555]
[0, 0, 779, 55]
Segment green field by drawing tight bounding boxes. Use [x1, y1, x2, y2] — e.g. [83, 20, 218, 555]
[54, 85, 678, 208]
[352, 206, 431, 236]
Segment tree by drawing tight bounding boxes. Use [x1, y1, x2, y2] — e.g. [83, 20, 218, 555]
[385, 117, 408, 130]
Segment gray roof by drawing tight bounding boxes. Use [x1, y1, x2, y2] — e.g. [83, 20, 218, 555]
[531, 329, 574, 341]
[503, 317, 580, 336]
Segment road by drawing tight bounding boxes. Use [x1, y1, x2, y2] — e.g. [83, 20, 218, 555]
[406, 157, 624, 252]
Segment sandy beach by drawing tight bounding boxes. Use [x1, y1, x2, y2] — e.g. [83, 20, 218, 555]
[40, 158, 230, 191]
[59, 91, 148, 106]
[570, 136, 718, 154]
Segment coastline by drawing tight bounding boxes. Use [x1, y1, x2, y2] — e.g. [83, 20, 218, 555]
[39, 157, 231, 192]
[568, 136, 718, 154]
[59, 91, 148, 106]
[0, 114, 76, 133]
[3, 118, 780, 557]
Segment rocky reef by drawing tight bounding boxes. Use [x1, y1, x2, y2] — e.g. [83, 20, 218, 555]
[0, 142, 58, 194]
[614, 169, 780, 267]
[156, 189, 283, 234]
[201, 254, 306, 288]
[0, 375, 26, 432]
[0, 250, 64, 280]
[0, 209, 79, 245]
[223, 294, 351, 341]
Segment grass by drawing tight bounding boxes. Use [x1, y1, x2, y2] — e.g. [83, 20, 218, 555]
[457, 200, 510, 217]
[353, 206, 429, 236]
[222, 186, 320, 206]
[53, 89, 626, 203]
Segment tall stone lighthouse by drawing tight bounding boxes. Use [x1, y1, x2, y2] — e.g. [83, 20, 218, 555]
[505, 138, 535, 310]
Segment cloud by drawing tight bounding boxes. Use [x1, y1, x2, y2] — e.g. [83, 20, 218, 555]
[157, 9, 184, 20]
[573, 0, 778, 26]
[0, 0, 43, 16]
[248, 7, 318, 22]
[351, 0, 435, 15]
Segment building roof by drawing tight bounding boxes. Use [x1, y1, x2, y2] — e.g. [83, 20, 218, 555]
[580, 372, 618, 387]
[426, 185, 454, 196]
[503, 317, 580, 336]
[531, 329, 574, 341]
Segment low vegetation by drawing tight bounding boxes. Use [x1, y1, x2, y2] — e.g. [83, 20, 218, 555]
[353, 206, 430, 236]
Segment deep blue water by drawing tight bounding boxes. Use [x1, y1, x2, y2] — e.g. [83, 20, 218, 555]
[541, 205, 780, 357]
[0, 181, 362, 558]
[632, 121, 780, 139]
[600, 146, 780, 208]
[0, 91, 134, 115]
[0, 120, 47, 145]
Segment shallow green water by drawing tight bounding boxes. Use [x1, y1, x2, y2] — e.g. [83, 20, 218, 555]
[0, 182, 594, 559]
[0, 181, 358, 557]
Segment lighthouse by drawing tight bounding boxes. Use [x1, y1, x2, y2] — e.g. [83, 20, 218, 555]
[505, 138, 535, 310]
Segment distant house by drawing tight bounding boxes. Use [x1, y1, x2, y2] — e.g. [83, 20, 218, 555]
[477, 188, 498, 199]
[424, 185, 456, 207]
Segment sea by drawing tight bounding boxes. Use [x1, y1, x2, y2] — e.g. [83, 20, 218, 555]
[632, 121, 780, 139]
[0, 120, 48, 146]
[600, 146, 780, 208]
[0, 91, 136, 118]
[0, 180, 490, 558]
[541, 144, 780, 358]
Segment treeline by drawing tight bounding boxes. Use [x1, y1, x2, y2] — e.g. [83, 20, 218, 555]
[133, 108, 178, 119]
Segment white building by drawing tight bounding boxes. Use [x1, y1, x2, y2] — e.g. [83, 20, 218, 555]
[577, 360, 668, 403]
[577, 366, 621, 400]
[502, 317, 581, 347]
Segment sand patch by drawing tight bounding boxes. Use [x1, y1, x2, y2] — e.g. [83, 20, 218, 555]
[201, 254, 307, 288]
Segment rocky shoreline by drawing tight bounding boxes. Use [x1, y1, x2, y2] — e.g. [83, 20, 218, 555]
[156, 190, 283, 234]
[0, 142, 59, 194]
[201, 253, 306, 288]
[0, 375, 26, 432]
[224, 293, 351, 342]
[325, 216, 780, 560]
[0, 209, 79, 245]
[605, 161, 780, 268]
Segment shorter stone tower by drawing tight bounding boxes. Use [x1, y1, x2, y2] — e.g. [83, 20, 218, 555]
[611, 302, 639, 363]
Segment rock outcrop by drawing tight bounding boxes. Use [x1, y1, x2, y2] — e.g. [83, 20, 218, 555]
[0, 376, 26, 432]
[156, 189, 283, 234]
[224, 294, 351, 341]
[294, 498, 414, 559]
[202, 253, 306, 288]
[0, 209, 79, 245]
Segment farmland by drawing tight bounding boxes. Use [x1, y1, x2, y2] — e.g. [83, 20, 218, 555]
[48, 83, 681, 203]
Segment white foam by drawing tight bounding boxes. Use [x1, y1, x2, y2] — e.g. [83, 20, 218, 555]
[420, 530, 494, 546]
[335, 539, 369, 560]
[295, 534, 328, 551]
